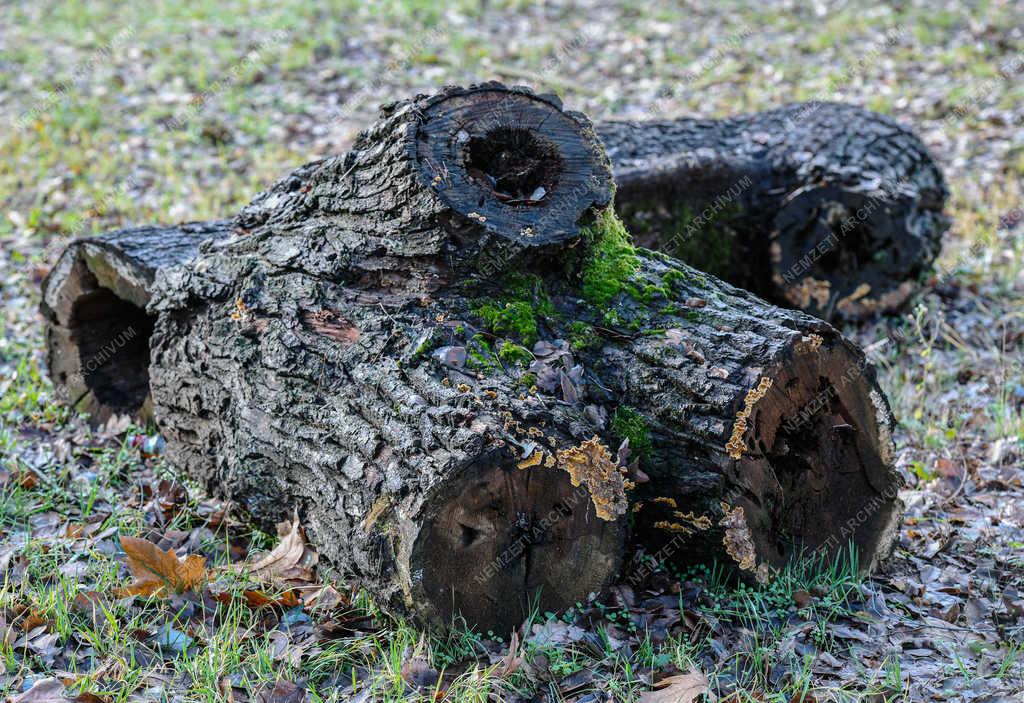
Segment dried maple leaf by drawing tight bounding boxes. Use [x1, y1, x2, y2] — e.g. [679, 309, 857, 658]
[637, 668, 708, 703]
[248, 516, 317, 584]
[117, 536, 206, 596]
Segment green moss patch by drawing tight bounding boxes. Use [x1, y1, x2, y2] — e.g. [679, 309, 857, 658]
[473, 301, 539, 345]
[471, 273, 553, 346]
[567, 321, 601, 352]
[497, 341, 533, 366]
[580, 208, 640, 306]
[611, 405, 653, 460]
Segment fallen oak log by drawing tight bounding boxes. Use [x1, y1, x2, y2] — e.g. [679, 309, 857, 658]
[42, 85, 902, 633]
[598, 102, 949, 320]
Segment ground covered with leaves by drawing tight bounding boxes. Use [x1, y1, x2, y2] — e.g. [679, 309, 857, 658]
[1, 1, 1022, 701]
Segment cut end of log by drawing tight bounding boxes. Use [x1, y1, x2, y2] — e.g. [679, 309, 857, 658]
[464, 126, 564, 200]
[70, 286, 155, 416]
[771, 185, 947, 320]
[40, 221, 232, 425]
[415, 85, 612, 252]
[41, 242, 158, 424]
[727, 332, 900, 574]
[408, 450, 624, 633]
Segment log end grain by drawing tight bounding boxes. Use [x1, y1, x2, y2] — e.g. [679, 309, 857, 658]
[39, 221, 232, 424]
[406, 448, 625, 631]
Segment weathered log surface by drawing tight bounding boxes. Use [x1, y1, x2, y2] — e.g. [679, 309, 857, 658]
[149, 84, 626, 632]
[41, 86, 902, 633]
[598, 102, 949, 320]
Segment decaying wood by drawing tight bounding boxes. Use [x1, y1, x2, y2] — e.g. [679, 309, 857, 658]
[598, 102, 949, 320]
[39, 220, 231, 424]
[40, 103, 949, 401]
[41, 85, 902, 633]
[148, 84, 626, 632]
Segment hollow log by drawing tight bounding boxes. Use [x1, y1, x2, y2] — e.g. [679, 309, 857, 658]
[598, 102, 949, 320]
[40, 103, 949, 400]
[39, 220, 231, 424]
[41, 85, 902, 632]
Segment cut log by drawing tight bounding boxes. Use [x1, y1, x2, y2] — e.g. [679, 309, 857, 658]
[40, 220, 231, 424]
[598, 102, 949, 320]
[42, 85, 902, 633]
[148, 84, 625, 633]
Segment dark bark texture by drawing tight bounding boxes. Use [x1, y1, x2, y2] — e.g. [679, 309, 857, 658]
[148, 84, 626, 633]
[41, 86, 902, 633]
[598, 102, 949, 320]
[41, 102, 949, 380]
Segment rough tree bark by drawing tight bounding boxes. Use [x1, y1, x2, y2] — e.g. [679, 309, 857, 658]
[42, 85, 902, 632]
[598, 102, 949, 320]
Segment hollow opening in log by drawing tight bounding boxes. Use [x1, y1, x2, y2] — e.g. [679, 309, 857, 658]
[739, 340, 898, 572]
[69, 286, 155, 416]
[464, 127, 563, 203]
[415, 88, 611, 248]
[411, 457, 623, 633]
[810, 203, 878, 275]
[772, 187, 909, 316]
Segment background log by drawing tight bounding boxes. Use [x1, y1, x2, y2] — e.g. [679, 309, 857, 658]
[41, 87, 902, 633]
[598, 102, 949, 320]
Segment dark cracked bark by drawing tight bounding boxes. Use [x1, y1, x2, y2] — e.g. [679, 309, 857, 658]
[42, 85, 902, 632]
[598, 102, 949, 320]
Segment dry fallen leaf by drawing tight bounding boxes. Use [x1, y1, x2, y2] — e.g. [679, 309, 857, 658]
[248, 516, 317, 584]
[400, 636, 440, 690]
[258, 679, 308, 703]
[300, 584, 346, 612]
[219, 677, 237, 703]
[19, 612, 46, 632]
[637, 668, 708, 703]
[211, 588, 300, 610]
[10, 677, 66, 702]
[0, 468, 39, 490]
[495, 630, 524, 677]
[117, 536, 206, 597]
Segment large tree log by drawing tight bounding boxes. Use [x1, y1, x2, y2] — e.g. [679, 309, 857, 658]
[41, 85, 901, 632]
[40, 102, 949, 406]
[598, 102, 949, 320]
